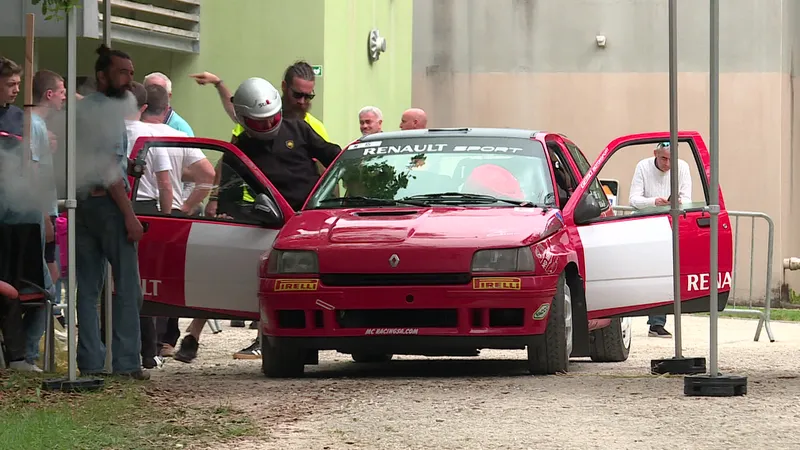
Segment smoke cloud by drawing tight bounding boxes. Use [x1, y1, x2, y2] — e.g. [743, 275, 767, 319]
[0, 92, 137, 216]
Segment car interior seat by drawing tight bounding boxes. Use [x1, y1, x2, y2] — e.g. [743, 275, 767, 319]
[0, 223, 56, 371]
[546, 144, 574, 208]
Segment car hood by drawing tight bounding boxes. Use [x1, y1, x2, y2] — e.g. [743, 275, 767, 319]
[274, 207, 559, 273]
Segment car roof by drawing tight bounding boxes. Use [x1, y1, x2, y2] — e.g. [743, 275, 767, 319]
[359, 128, 543, 141]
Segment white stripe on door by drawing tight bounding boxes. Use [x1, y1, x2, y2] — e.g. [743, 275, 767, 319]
[577, 216, 674, 313]
[184, 222, 279, 313]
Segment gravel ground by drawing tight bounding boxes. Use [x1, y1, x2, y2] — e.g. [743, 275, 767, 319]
[151, 315, 800, 450]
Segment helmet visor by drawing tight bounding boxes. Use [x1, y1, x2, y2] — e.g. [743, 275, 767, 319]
[243, 112, 282, 133]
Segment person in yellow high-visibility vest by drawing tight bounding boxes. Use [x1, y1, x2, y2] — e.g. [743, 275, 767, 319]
[219, 62, 331, 206]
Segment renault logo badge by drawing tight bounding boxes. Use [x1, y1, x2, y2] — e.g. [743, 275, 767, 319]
[389, 254, 400, 268]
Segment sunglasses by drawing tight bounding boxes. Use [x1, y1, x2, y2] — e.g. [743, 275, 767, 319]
[656, 142, 671, 149]
[290, 88, 315, 100]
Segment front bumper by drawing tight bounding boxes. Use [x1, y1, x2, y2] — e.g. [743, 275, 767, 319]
[258, 275, 559, 344]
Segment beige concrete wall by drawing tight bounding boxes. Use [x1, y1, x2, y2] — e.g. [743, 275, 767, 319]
[413, 72, 792, 302]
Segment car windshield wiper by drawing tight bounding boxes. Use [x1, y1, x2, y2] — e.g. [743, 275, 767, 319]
[317, 196, 429, 207]
[403, 192, 539, 207]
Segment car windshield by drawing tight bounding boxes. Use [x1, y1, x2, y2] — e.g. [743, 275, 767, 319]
[306, 135, 555, 209]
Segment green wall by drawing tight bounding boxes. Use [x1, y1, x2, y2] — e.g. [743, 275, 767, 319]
[0, 0, 326, 142]
[0, 0, 413, 146]
[321, 0, 414, 145]
[168, 0, 325, 141]
[0, 37, 171, 103]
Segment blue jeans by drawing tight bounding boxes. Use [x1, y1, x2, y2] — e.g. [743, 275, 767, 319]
[0, 205, 54, 364]
[23, 305, 47, 363]
[648, 315, 667, 327]
[75, 195, 143, 374]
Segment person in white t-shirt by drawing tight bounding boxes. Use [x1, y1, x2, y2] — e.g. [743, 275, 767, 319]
[126, 84, 214, 216]
[125, 82, 215, 370]
[629, 142, 692, 339]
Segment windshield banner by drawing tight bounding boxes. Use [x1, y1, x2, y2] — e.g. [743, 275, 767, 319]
[347, 138, 536, 157]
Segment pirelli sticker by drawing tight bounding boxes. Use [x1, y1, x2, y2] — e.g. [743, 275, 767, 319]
[472, 277, 522, 290]
[274, 279, 319, 292]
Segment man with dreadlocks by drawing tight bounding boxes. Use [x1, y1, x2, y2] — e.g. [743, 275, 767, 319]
[171, 63, 341, 363]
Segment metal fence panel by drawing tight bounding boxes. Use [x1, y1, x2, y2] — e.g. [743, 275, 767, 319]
[611, 206, 774, 342]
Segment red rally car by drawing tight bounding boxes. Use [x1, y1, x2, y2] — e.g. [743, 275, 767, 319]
[129, 129, 733, 378]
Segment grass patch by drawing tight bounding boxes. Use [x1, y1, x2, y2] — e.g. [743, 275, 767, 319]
[692, 307, 800, 322]
[0, 371, 257, 450]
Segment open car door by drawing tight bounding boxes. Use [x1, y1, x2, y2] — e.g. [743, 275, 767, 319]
[128, 136, 295, 320]
[561, 131, 733, 319]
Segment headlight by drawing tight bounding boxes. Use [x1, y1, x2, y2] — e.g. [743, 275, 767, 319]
[266, 250, 319, 274]
[471, 247, 535, 273]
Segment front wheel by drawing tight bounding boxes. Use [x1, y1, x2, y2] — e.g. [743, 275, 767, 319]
[589, 317, 632, 362]
[526, 272, 572, 375]
[261, 335, 305, 378]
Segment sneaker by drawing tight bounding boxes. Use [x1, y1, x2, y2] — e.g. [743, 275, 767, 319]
[648, 325, 673, 338]
[232, 339, 261, 360]
[142, 356, 164, 370]
[159, 344, 175, 358]
[230, 320, 246, 327]
[9, 360, 43, 372]
[174, 335, 199, 363]
[115, 370, 151, 381]
[249, 321, 259, 330]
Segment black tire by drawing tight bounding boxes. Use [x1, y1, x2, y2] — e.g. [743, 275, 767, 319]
[526, 272, 570, 375]
[589, 318, 631, 362]
[351, 353, 394, 363]
[261, 335, 305, 378]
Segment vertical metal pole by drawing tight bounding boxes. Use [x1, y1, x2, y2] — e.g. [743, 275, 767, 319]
[731, 215, 739, 301]
[748, 219, 755, 304]
[104, 0, 112, 46]
[103, 0, 113, 374]
[668, 0, 682, 359]
[709, 0, 721, 378]
[104, 271, 112, 372]
[66, 7, 78, 383]
[22, 14, 34, 173]
[762, 216, 775, 341]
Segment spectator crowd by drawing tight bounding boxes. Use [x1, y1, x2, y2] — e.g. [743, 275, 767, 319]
[0, 45, 428, 379]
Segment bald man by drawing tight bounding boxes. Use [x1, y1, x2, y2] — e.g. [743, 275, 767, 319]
[399, 108, 428, 130]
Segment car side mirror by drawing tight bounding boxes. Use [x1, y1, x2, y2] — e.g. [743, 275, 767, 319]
[573, 193, 603, 224]
[253, 193, 284, 227]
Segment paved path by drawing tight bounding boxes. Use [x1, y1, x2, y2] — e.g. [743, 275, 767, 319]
[151, 315, 800, 449]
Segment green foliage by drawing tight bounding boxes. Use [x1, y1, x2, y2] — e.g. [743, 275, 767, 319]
[31, 0, 81, 21]
[341, 158, 412, 200]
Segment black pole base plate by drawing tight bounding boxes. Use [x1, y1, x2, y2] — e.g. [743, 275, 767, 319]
[684, 374, 747, 397]
[650, 356, 706, 375]
[41, 377, 105, 393]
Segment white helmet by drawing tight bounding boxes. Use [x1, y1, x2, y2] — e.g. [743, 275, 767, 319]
[232, 77, 283, 140]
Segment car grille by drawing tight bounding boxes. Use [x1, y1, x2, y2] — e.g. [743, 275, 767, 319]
[319, 273, 471, 287]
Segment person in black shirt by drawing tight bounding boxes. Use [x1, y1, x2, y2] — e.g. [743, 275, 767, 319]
[219, 117, 340, 212]
[172, 75, 341, 363]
